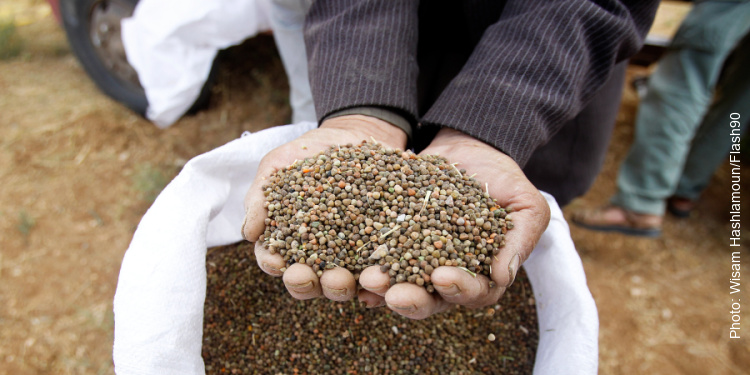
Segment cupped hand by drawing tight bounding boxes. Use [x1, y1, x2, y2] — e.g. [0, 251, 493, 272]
[242, 115, 408, 301]
[357, 128, 551, 319]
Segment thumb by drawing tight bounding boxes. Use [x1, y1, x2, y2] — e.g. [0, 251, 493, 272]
[242, 152, 289, 242]
[487, 173, 550, 288]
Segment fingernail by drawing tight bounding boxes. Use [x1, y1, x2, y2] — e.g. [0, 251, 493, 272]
[241, 217, 249, 240]
[370, 301, 386, 308]
[362, 300, 385, 309]
[323, 286, 349, 298]
[388, 304, 417, 314]
[361, 283, 389, 295]
[262, 262, 280, 274]
[288, 281, 314, 293]
[435, 283, 461, 297]
[507, 253, 520, 288]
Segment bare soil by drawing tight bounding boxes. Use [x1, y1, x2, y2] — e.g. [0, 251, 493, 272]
[1, 2, 748, 374]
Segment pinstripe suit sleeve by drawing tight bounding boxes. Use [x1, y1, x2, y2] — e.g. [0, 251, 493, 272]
[304, 1, 658, 166]
[304, 0, 420, 126]
[421, 1, 657, 166]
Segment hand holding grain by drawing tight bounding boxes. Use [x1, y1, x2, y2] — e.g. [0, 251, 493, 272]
[357, 128, 550, 319]
[242, 115, 407, 302]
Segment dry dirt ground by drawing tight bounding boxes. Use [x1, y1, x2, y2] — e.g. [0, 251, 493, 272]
[1, 2, 748, 374]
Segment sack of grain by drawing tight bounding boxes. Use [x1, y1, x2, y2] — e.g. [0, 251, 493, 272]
[113, 122, 598, 375]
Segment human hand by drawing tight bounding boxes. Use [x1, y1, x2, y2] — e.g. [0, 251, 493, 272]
[242, 115, 408, 301]
[356, 128, 551, 319]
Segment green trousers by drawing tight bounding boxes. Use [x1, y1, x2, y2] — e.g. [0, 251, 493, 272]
[612, 0, 750, 215]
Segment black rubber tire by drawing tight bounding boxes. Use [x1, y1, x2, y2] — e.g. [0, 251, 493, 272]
[59, 0, 214, 117]
[60, 0, 147, 115]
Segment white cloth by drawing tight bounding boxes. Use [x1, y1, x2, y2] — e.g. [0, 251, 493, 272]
[113, 122, 599, 374]
[269, 0, 317, 123]
[121, 0, 273, 128]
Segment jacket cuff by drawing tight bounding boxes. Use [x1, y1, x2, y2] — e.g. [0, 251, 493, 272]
[323, 106, 413, 142]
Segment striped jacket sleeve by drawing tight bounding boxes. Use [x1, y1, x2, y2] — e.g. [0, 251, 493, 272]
[304, 0, 658, 166]
[304, 0, 420, 124]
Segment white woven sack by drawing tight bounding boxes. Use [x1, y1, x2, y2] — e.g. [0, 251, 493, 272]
[113, 122, 599, 375]
[121, 0, 272, 128]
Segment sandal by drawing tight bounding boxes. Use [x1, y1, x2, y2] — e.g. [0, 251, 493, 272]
[571, 205, 662, 237]
[666, 196, 694, 218]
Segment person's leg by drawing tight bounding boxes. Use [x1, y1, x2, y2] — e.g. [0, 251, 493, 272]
[573, 1, 750, 236]
[610, 51, 718, 214]
[673, 31, 750, 203]
[611, 1, 750, 216]
[269, 0, 316, 123]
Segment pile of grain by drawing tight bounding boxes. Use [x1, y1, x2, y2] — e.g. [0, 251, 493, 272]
[202, 242, 539, 374]
[261, 141, 513, 291]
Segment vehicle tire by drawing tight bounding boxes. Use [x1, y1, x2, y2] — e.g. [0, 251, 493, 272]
[59, 0, 213, 117]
